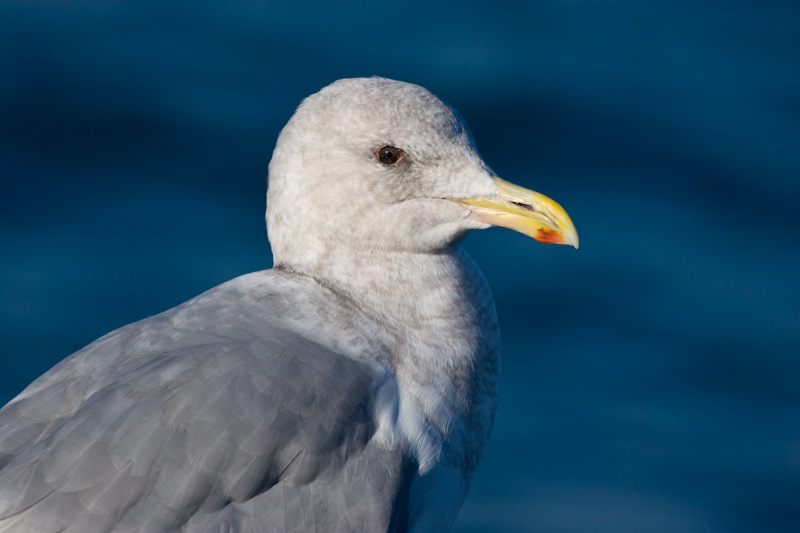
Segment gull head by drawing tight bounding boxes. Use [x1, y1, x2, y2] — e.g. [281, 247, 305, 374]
[266, 77, 577, 271]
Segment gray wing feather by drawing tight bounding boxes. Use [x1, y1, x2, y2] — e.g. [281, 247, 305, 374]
[0, 274, 415, 532]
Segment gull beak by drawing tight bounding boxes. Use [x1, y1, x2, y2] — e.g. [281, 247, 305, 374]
[453, 177, 579, 248]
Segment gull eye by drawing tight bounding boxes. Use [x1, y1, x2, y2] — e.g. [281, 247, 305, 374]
[376, 145, 404, 165]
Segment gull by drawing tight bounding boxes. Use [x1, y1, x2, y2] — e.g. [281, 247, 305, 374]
[0, 77, 577, 532]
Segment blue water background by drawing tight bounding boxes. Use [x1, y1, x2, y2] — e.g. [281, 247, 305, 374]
[1, 1, 798, 531]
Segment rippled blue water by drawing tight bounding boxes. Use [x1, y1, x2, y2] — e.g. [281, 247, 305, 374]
[1, 1, 798, 531]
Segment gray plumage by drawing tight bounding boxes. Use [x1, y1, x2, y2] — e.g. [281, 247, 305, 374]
[0, 77, 560, 532]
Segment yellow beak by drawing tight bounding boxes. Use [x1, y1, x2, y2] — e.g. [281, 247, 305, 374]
[453, 177, 579, 248]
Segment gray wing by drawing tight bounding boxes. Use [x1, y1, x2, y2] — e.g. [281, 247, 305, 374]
[0, 277, 416, 532]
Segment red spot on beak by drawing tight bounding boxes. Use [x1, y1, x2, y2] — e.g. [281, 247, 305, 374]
[535, 228, 563, 244]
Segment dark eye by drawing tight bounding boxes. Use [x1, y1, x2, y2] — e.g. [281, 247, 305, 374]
[376, 145, 404, 165]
